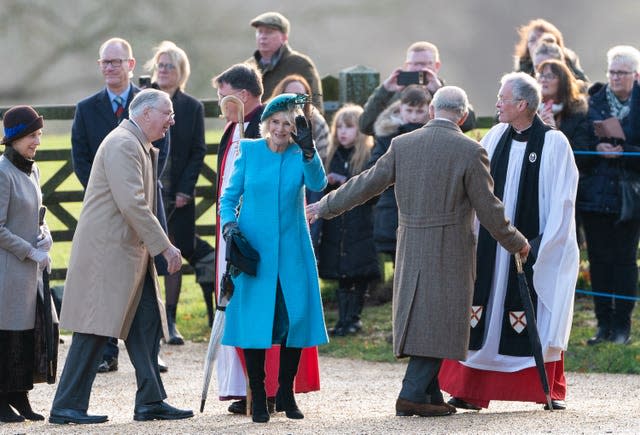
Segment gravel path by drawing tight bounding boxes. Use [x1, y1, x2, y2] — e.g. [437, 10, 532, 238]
[5, 339, 639, 434]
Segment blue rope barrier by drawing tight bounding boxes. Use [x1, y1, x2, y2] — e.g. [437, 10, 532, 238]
[573, 150, 640, 156]
[575, 288, 640, 301]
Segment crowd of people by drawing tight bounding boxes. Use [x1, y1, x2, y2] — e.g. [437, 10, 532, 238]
[1, 10, 639, 426]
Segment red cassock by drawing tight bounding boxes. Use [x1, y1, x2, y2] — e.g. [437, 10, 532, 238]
[438, 354, 566, 408]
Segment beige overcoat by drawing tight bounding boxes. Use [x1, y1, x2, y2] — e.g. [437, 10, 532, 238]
[60, 120, 171, 339]
[317, 119, 527, 360]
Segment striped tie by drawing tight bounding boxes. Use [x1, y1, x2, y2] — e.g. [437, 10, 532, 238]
[114, 96, 125, 121]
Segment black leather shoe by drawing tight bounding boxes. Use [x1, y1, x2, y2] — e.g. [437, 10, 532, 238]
[133, 401, 193, 421]
[158, 356, 169, 373]
[447, 397, 481, 411]
[544, 399, 567, 410]
[227, 399, 246, 414]
[0, 401, 25, 423]
[97, 357, 118, 373]
[7, 391, 44, 421]
[587, 327, 611, 346]
[228, 398, 275, 414]
[49, 408, 108, 424]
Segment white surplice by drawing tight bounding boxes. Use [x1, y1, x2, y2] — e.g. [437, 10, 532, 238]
[462, 122, 579, 372]
[215, 122, 249, 397]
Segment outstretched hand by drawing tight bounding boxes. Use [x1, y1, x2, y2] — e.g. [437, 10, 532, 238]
[306, 202, 321, 224]
[291, 115, 315, 161]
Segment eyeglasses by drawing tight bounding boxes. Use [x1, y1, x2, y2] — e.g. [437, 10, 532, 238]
[496, 96, 523, 104]
[607, 70, 635, 78]
[151, 107, 175, 119]
[98, 58, 129, 68]
[156, 62, 176, 71]
[536, 73, 558, 81]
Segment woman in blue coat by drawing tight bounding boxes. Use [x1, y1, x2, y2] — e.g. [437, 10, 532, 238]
[218, 93, 327, 423]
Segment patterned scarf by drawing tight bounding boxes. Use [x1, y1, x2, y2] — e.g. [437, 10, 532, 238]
[606, 85, 631, 120]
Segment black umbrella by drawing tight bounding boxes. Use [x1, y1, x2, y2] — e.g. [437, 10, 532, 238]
[514, 252, 553, 411]
[39, 206, 57, 383]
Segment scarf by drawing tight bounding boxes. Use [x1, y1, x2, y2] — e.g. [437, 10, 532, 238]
[2, 145, 34, 174]
[469, 115, 550, 356]
[606, 85, 631, 120]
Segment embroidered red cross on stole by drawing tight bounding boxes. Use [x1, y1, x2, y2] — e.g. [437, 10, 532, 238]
[470, 306, 483, 328]
[509, 311, 527, 333]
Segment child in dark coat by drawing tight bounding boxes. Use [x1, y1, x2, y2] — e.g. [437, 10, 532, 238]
[318, 104, 380, 335]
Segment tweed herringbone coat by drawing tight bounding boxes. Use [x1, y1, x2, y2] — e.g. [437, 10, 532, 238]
[318, 118, 526, 360]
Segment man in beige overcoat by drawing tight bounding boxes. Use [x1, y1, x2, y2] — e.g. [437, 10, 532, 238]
[49, 90, 193, 425]
[307, 86, 530, 417]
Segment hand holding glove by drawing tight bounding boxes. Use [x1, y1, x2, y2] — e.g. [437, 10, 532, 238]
[37, 232, 53, 252]
[290, 115, 315, 161]
[223, 222, 240, 243]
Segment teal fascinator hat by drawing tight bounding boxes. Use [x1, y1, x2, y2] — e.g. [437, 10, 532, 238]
[260, 93, 310, 122]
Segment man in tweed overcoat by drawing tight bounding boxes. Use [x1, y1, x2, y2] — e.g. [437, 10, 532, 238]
[307, 86, 529, 417]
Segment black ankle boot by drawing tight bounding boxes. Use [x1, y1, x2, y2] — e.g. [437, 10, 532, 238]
[587, 326, 611, 345]
[275, 345, 304, 419]
[0, 393, 24, 423]
[7, 391, 44, 421]
[329, 289, 349, 336]
[244, 349, 269, 423]
[166, 304, 184, 345]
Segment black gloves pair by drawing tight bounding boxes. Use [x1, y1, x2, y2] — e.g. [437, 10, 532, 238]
[290, 115, 316, 161]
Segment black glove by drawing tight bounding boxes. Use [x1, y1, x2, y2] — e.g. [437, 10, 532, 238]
[222, 222, 239, 243]
[290, 115, 315, 161]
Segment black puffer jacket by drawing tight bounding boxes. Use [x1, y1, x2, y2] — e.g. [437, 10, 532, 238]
[318, 146, 380, 280]
[577, 82, 640, 215]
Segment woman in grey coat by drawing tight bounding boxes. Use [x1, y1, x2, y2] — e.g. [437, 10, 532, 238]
[0, 106, 57, 423]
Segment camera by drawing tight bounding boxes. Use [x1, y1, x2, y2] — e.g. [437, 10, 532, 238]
[138, 75, 152, 89]
[397, 71, 427, 86]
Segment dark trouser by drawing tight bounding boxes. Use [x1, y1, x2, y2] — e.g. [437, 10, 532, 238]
[52, 273, 166, 411]
[102, 337, 119, 361]
[399, 356, 443, 404]
[582, 212, 640, 333]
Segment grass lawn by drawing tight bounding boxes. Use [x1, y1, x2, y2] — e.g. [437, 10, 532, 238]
[40, 129, 640, 374]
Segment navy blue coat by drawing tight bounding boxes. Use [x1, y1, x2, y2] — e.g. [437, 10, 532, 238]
[318, 147, 380, 281]
[577, 82, 640, 214]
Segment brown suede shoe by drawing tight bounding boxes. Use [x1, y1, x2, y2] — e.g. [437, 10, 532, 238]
[433, 400, 457, 414]
[395, 398, 452, 417]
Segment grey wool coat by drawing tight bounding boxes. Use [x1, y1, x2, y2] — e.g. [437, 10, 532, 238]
[0, 155, 55, 330]
[317, 118, 527, 360]
[60, 120, 171, 340]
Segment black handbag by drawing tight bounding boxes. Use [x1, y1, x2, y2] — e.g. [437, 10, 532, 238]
[618, 167, 640, 223]
[225, 231, 260, 276]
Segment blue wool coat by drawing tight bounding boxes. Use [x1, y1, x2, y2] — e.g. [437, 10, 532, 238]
[219, 138, 328, 349]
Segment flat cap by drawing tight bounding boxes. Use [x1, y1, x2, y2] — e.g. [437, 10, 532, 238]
[250, 11, 290, 34]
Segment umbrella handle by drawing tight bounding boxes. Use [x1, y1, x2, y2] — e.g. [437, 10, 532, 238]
[515, 252, 524, 273]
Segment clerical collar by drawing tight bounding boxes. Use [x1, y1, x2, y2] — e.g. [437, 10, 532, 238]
[2, 145, 34, 174]
[511, 123, 533, 141]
